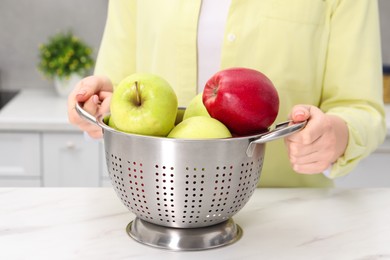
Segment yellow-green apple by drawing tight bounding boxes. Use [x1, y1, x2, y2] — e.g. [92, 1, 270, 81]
[203, 67, 279, 136]
[168, 116, 232, 139]
[110, 73, 178, 136]
[183, 92, 210, 120]
[107, 116, 118, 129]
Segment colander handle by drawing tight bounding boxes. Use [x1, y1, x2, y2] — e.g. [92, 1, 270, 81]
[75, 102, 100, 126]
[246, 120, 307, 157]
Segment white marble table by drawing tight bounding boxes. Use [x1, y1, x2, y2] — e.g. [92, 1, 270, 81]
[1, 188, 389, 260]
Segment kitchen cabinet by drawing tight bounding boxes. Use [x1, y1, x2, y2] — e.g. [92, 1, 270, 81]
[0, 131, 104, 187]
[0, 89, 106, 187]
[42, 132, 101, 186]
[0, 132, 41, 186]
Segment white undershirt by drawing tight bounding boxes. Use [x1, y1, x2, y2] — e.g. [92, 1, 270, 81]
[197, 0, 232, 93]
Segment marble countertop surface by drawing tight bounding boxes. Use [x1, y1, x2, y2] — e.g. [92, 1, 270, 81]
[1, 188, 389, 260]
[0, 89, 79, 132]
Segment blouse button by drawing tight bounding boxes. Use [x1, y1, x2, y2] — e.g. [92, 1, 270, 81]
[227, 33, 236, 42]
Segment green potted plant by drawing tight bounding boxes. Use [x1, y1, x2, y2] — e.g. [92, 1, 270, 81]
[38, 31, 94, 97]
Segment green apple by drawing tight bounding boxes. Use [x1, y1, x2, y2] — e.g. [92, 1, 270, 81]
[183, 93, 210, 120]
[168, 116, 232, 139]
[107, 116, 118, 129]
[110, 73, 178, 136]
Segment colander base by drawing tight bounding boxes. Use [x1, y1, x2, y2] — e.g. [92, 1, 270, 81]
[126, 217, 242, 251]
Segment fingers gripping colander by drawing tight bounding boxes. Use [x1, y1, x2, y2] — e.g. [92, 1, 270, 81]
[76, 103, 305, 250]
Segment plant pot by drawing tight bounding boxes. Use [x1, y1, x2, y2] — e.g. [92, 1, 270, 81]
[54, 74, 82, 97]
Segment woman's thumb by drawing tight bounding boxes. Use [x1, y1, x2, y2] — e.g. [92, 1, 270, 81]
[291, 105, 311, 122]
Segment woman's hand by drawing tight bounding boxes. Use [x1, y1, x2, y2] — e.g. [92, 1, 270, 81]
[67, 75, 113, 139]
[285, 105, 349, 174]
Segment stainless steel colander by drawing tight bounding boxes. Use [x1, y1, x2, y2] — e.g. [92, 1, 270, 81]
[76, 103, 305, 249]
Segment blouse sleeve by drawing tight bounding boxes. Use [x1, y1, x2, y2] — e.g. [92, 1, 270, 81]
[321, 0, 386, 178]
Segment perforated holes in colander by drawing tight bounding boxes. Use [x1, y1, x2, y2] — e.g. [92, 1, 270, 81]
[107, 152, 127, 201]
[182, 167, 206, 225]
[106, 153, 152, 220]
[205, 165, 234, 223]
[154, 165, 176, 224]
[127, 161, 151, 220]
[230, 158, 263, 214]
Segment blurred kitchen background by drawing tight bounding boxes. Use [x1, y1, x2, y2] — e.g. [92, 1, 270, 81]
[1, 0, 390, 91]
[0, 0, 106, 91]
[0, 0, 389, 187]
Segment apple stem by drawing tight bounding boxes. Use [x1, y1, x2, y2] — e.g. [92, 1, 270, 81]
[213, 86, 219, 95]
[135, 81, 141, 106]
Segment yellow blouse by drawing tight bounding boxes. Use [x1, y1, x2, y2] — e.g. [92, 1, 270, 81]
[94, 0, 386, 187]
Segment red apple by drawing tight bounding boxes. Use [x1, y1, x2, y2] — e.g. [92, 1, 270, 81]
[202, 67, 279, 136]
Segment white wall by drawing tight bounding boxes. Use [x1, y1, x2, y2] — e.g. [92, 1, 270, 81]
[379, 0, 390, 65]
[0, 0, 107, 90]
